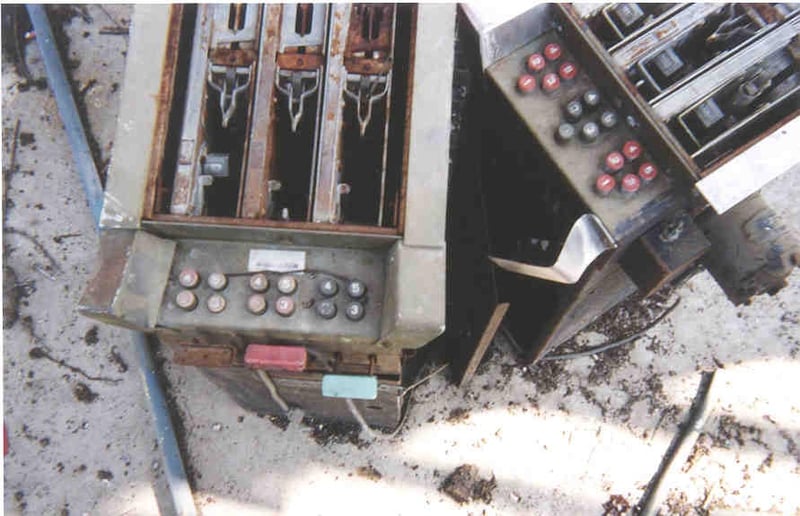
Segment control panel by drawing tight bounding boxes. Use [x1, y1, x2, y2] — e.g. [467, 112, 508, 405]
[487, 30, 678, 243]
[158, 240, 385, 346]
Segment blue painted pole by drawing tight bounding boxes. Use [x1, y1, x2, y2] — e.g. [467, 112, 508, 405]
[27, 6, 197, 515]
[26, 4, 104, 226]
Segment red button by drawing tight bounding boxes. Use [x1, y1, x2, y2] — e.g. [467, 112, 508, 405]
[604, 151, 624, 172]
[517, 74, 537, 93]
[527, 53, 546, 72]
[595, 174, 616, 196]
[245, 344, 307, 372]
[622, 140, 642, 161]
[541, 73, 560, 93]
[620, 173, 641, 193]
[544, 43, 562, 61]
[558, 61, 578, 81]
[638, 162, 658, 182]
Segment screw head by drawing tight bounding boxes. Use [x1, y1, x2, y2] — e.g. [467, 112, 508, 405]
[178, 268, 200, 289]
[206, 294, 227, 314]
[316, 299, 337, 320]
[247, 294, 267, 315]
[175, 290, 198, 311]
[277, 275, 297, 294]
[249, 273, 269, 292]
[275, 296, 295, 317]
[207, 272, 227, 291]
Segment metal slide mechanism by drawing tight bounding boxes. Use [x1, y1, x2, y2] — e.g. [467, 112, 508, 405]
[490, 214, 617, 284]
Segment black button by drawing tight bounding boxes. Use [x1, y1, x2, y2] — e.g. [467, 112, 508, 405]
[599, 110, 618, 130]
[316, 299, 337, 320]
[555, 123, 576, 143]
[345, 302, 365, 321]
[564, 100, 583, 122]
[347, 280, 367, 299]
[580, 122, 599, 143]
[318, 278, 339, 297]
[582, 89, 601, 110]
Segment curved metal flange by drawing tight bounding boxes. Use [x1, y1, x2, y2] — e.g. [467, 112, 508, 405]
[490, 213, 617, 284]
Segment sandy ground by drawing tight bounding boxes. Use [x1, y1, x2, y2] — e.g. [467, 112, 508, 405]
[3, 5, 800, 515]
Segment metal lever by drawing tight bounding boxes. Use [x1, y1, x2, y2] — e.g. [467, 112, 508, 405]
[207, 64, 251, 128]
[275, 68, 320, 132]
[343, 72, 391, 136]
[490, 214, 617, 284]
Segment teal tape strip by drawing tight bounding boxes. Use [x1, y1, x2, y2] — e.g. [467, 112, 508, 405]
[321, 375, 378, 400]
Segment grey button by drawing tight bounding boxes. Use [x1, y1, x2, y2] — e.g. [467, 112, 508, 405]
[318, 278, 339, 297]
[564, 99, 583, 122]
[347, 279, 367, 299]
[582, 89, 600, 110]
[316, 299, 337, 320]
[345, 301, 365, 321]
[556, 123, 576, 143]
[207, 272, 227, 291]
[207, 294, 227, 314]
[249, 273, 269, 292]
[277, 275, 297, 294]
[175, 290, 198, 311]
[580, 122, 599, 142]
[599, 110, 618, 130]
[275, 296, 295, 317]
[247, 294, 267, 315]
[178, 268, 200, 289]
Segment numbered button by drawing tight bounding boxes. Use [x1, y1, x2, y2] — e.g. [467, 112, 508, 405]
[277, 275, 297, 294]
[347, 280, 367, 299]
[207, 294, 227, 314]
[178, 268, 200, 289]
[345, 302, 365, 321]
[316, 299, 337, 320]
[207, 272, 227, 291]
[275, 296, 295, 317]
[247, 294, 267, 315]
[541, 73, 560, 93]
[249, 273, 269, 292]
[544, 43, 562, 61]
[527, 53, 546, 72]
[318, 278, 339, 297]
[517, 74, 537, 94]
[175, 290, 198, 311]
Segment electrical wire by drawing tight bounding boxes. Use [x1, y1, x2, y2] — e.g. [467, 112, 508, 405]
[540, 298, 681, 361]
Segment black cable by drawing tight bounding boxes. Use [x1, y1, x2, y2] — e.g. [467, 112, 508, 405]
[540, 298, 681, 361]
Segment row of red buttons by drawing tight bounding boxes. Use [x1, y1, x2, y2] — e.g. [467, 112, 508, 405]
[596, 140, 659, 196]
[517, 43, 578, 94]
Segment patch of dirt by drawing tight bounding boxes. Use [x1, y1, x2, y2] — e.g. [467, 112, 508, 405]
[257, 413, 289, 431]
[72, 382, 98, 403]
[301, 416, 370, 449]
[711, 415, 766, 449]
[356, 465, 382, 481]
[446, 407, 470, 423]
[107, 346, 128, 373]
[683, 434, 712, 472]
[522, 360, 565, 395]
[588, 344, 632, 386]
[439, 464, 496, 505]
[84, 326, 99, 346]
[602, 494, 630, 515]
[96, 469, 114, 481]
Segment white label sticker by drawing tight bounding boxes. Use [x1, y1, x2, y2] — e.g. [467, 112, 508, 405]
[247, 250, 307, 273]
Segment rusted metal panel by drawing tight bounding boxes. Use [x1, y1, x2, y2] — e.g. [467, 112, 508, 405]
[312, 3, 352, 224]
[172, 345, 235, 367]
[241, 6, 285, 219]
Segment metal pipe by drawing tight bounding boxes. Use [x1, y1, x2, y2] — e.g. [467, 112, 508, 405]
[27, 5, 197, 515]
[26, 4, 104, 225]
